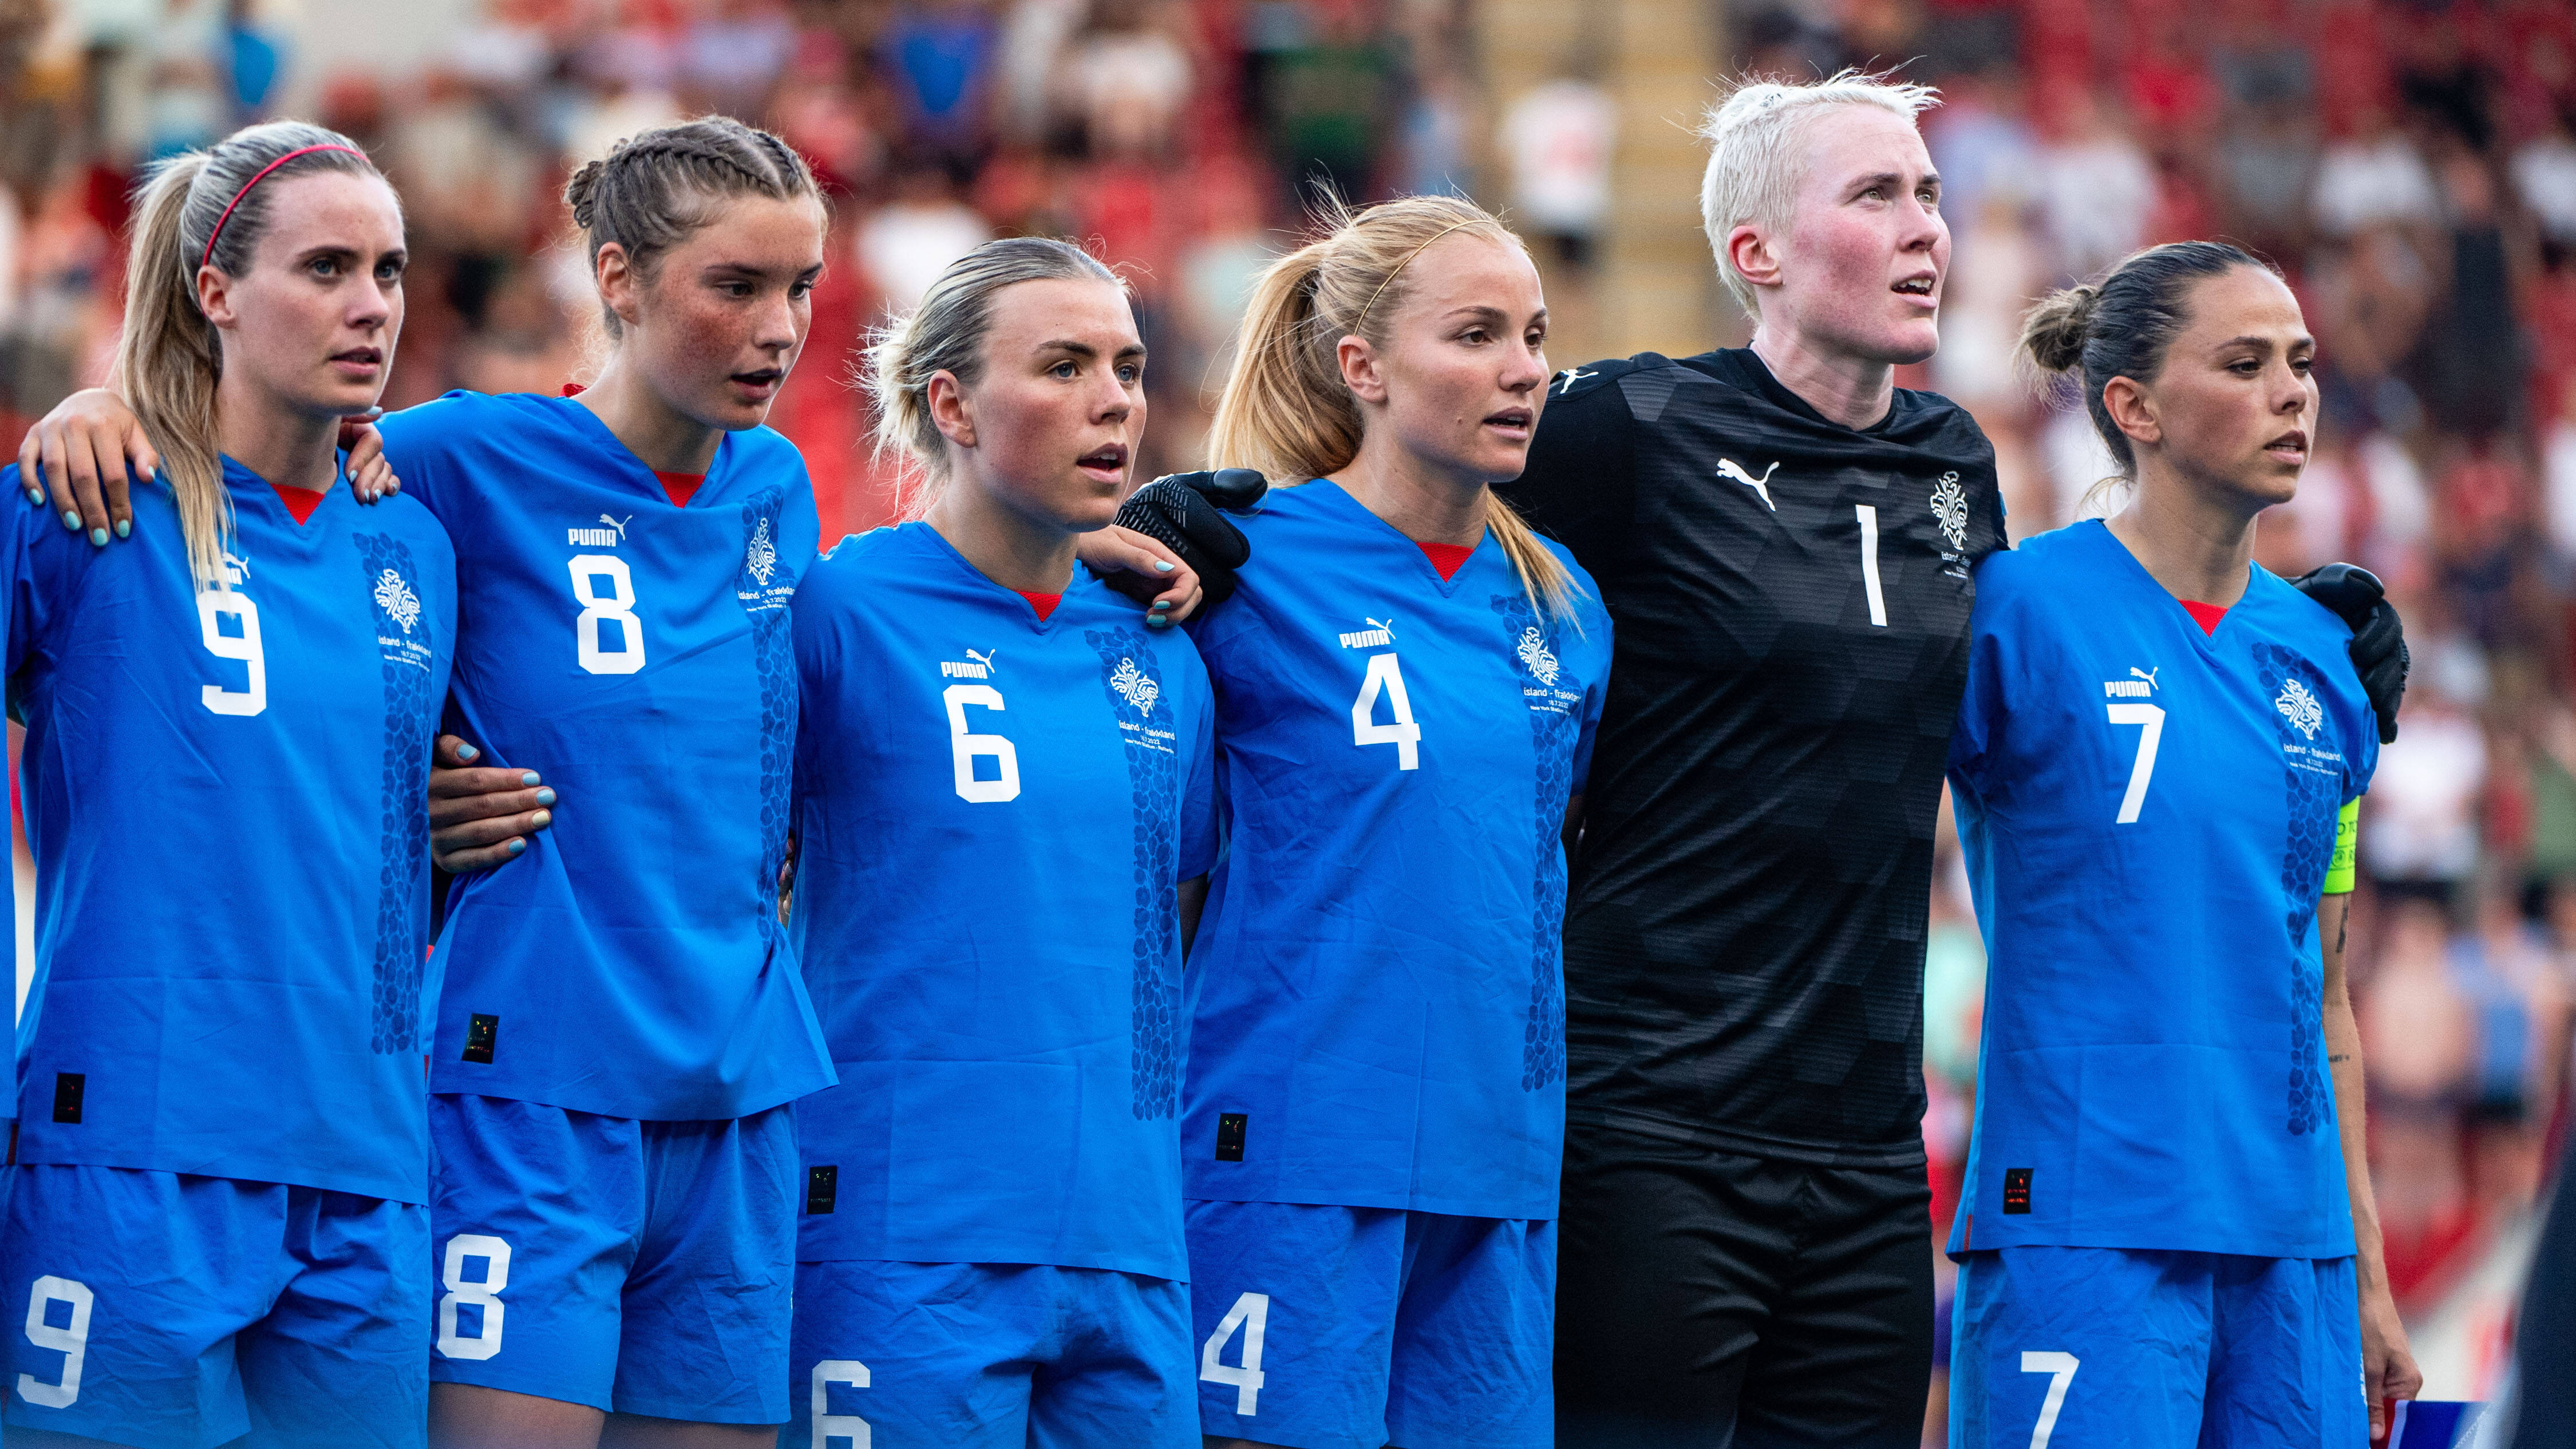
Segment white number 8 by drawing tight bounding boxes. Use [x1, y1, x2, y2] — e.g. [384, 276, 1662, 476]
[197, 591, 266, 716]
[943, 684, 1021, 803]
[568, 555, 647, 675]
[17, 1275, 90, 1408]
[435, 1234, 511, 1361]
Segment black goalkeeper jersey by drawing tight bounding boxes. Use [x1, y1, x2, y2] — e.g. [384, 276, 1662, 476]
[1500, 347, 2006, 1166]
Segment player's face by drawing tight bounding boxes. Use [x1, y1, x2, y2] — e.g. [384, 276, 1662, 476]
[1772, 106, 1947, 366]
[951, 275, 1145, 532]
[203, 171, 407, 420]
[1365, 233, 1548, 485]
[2138, 266, 2317, 511]
[629, 193, 825, 432]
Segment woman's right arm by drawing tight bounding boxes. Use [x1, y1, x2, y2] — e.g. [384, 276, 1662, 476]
[19, 389, 400, 545]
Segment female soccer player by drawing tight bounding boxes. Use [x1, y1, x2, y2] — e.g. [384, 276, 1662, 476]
[1945, 240, 2421, 1445]
[1180, 194, 1611, 1449]
[0, 122, 455, 1448]
[783, 235, 1215, 1447]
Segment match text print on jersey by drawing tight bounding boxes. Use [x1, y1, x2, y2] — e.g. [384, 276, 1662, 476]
[17, 1275, 92, 1409]
[812, 1360, 871, 1447]
[567, 555, 646, 674]
[944, 684, 1021, 802]
[1351, 653, 1423, 770]
[2021, 1351, 2080, 1449]
[1201, 1291, 1270, 1415]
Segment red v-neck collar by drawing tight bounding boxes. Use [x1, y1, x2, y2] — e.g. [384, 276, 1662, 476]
[655, 471, 705, 508]
[1417, 541, 1474, 579]
[272, 483, 327, 525]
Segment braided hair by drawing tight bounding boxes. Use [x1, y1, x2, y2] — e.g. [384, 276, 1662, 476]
[562, 116, 821, 338]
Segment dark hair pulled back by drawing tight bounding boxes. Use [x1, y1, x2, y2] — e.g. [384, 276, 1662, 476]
[2020, 239, 2280, 478]
[562, 116, 821, 338]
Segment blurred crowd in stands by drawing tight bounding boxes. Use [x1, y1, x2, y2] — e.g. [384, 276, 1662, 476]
[0, 0, 2571, 1400]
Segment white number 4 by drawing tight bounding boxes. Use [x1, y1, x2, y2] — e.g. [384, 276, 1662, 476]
[2021, 1350, 2079, 1449]
[1351, 653, 1421, 771]
[1200, 1290, 1269, 1415]
[812, 1359, 871, 1448]
[2106, 702, 2165, 824]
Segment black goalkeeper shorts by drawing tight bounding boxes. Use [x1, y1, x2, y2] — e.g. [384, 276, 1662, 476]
[1554, 1121, 1935, 1449]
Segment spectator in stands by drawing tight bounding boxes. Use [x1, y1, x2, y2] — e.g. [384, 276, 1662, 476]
[2313, 102, 2441, 239]
[855, 153, 993, 315]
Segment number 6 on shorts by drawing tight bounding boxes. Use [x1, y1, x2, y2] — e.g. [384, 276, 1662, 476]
[2020, 1351, 2079, 1449]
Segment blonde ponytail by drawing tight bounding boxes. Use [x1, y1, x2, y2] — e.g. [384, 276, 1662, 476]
[1206, 194, 1584, 622]
[113, 121, 382, 589]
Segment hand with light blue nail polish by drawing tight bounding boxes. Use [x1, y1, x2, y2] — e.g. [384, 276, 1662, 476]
[428, 733, 560, 873]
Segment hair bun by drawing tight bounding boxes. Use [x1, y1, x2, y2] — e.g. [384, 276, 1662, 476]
[562, 159, 607, 228]
[2020, 283, 2098, 374]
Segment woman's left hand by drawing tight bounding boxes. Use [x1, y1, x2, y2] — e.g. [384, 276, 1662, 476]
[1077, 524, 1203, 627]
[2360, 1280, 2422, 1443]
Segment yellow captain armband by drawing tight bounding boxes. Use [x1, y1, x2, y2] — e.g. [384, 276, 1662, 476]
[2324, 799, 2360, 895]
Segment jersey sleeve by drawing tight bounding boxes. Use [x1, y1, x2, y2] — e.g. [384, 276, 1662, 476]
[775, 441, 822, 574]
[1569, 600, 1613, 796]
[1947, 575, 2015, 797]
[1497, 362, 1640, 582]
[371, 395, 468, 522]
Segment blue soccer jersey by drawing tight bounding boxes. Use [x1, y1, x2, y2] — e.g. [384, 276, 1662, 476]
[1945, 519, 2377, 1260]
[376, 393, 833, 1122]
[788, 522, 1216, 1279]
[3, 460, 455, 1202]
[1182, 481, 1611, 1220]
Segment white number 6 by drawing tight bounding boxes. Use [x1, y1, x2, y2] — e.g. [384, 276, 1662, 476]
[812, 1359, 871, 1448]
[17, 1275, 90, 1408]
[944, 685, 1021, 803]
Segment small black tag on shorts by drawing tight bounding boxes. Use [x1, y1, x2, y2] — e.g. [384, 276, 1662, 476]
[1215, 1113, 1248, 1162]
[2003, 1167, 2032, 1214]
[50, 1073, 82, 1125]
[462, 1014, 499, 1064]
[805, 1166, 837, 1214]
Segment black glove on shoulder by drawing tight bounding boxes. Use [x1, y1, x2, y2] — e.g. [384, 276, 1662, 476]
[1111, 468, 1267, 607]
[2288, 562, 2408, 744]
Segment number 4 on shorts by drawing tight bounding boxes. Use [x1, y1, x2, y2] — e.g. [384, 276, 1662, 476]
[2020, 1351, 2079, 1449]
[1199, 1291, 1269, 1415]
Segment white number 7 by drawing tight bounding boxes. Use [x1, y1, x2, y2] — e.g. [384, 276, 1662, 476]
[2020, 1351, 2079, 1449]
[2106, 702, 2164, 824]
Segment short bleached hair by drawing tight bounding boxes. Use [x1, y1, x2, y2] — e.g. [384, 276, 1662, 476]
[1699, 70, 1941, 317]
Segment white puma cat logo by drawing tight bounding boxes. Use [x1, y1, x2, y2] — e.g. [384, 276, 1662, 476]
[1717, 458, 1780, 512]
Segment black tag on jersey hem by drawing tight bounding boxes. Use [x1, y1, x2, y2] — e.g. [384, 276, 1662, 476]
[461, 1014, 498, 1064]
[805, 1165, 837, 1214]
[2002, 1166, 2032, 1214]
[1215, 1113, 1247, 1162]
[50, 1073, 82, 1125]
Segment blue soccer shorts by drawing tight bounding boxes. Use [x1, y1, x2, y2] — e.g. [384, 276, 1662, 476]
[1950, 1246, 2368, 1448]
[0, 1163, 428, 1449]
[787, 1258, 1196, 1448]
[426, 1093, 797, 1424]
[1185, 1199, 1555, 1449]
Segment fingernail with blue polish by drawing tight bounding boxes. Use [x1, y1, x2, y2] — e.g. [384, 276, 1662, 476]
[505, 838, 527, 855]
[60, 510, 78, 531]
[1153, 560, 1175, 572]
[88, 528, 106, 547]
[455, 743, 479, 761]
[520, 772, 542, 787]
[1147, 615, 1171, 628]
[1151, 599, 1172, 610]
[113, 520, 128, 539]
[535, 788, 556, 806]
[23, 489, 39, 505]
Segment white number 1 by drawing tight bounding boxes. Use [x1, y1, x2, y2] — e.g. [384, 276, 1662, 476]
[2106, 702, 2165, 824]
[2020, 1351, 2080, 1448]
[1856, 504, 1887, 627]
[1200, 1291, 1270, 1415]
[1351, 653, 1421, 770]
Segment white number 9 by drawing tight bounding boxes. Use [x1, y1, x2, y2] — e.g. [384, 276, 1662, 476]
[568, 555, 647, 675]
[196, 591, 266, 716]
[17, 1274, 91, 1408]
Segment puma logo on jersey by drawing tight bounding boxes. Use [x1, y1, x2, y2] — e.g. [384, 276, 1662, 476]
[217, 551, 252, 587]
[1339, 617, 1397, 650]
[1718, 459, 1779, 511]
[1554, 365, 1598, 395]
[941, 648, 997, 680]
[2104, 666, 2158, 698]
[567, 514, 631, 547]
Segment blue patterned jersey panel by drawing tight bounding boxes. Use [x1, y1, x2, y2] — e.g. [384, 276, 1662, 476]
[788, 523, 1215, 1277]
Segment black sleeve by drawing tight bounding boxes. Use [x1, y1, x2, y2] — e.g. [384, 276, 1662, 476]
[1498, 363, 1641, 583]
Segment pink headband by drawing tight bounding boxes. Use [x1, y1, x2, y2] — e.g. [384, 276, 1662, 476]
[201, 144, 364, 273]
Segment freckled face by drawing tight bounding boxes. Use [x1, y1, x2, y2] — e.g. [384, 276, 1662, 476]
[626, 194, 827, 432]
